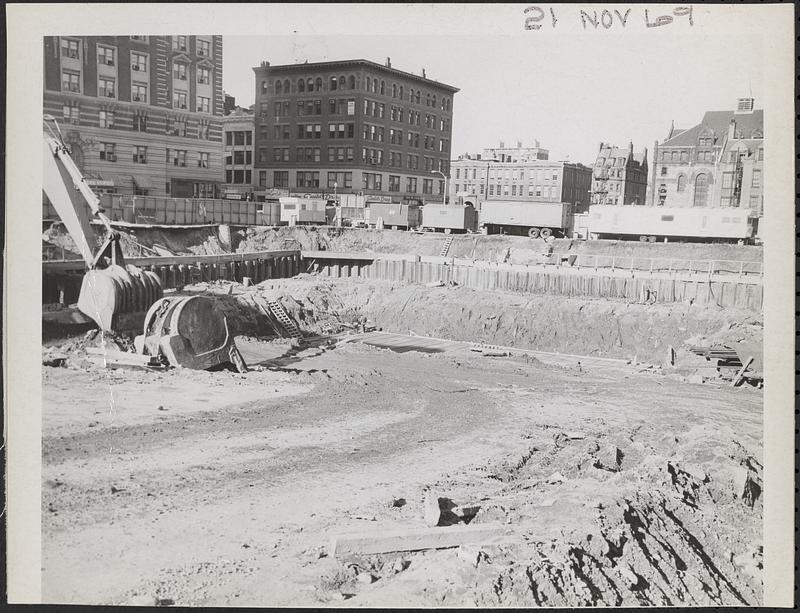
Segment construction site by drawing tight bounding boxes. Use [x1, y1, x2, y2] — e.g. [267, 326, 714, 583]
[41, 217, 764, 607]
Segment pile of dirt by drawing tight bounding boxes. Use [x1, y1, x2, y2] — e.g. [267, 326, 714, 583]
[196, 275, 761, 366]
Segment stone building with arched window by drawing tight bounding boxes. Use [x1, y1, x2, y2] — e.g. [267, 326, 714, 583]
[649, 98, 764, 217]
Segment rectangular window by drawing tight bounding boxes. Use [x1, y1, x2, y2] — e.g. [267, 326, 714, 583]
[98, 77, 115, 98]
[132, 83, 147, 103]
[197, 96, 210, 113]
[722, 172, 733, 189]
[133, 146, 147, 164]
[757, 148, 763, 161]
[173, 63, 187, 81]
[296, 172, 320, 188]
[197, 67, 211, 85]
[97, 45, 115, 66]
[327, 172, 352, 189]
[62, 70, 81, 93]
[173, 91, 188, 109]
[226, 170, 233, 184]
[62, 104, 79, 124]
[172, 35, 187, 52]
[131, 52, 147, 73]
[197, 152, 209, 168]
[99, 142, 116, 161]
[99, 109, 114, 128]
[172, 150, 187, 167]
[406, 177, 417, 193]
[274, 171, 289, 188]
[61, 38, 80, 59]
[133, 112, 147, 132]
[197, 39, 211, 57]
[362, 173, 382, 191]
[422, 179, 433, 195]
[233, 170, 245, 184]
[388, 175, 401, 192]
[751, 169, 761, 188]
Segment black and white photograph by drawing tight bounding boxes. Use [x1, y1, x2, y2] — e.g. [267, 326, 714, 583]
[4, 2, 796, 608]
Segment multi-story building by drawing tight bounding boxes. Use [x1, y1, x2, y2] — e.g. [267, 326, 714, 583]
[450, 149, 592, 213]
[222, 108, 255, 199]
[590, 142, 648, 207]
[252, 58, 458, 204]
[43, 35, 224, 198]
[650, 98, 763, 214]
[480, 140, 549, 163]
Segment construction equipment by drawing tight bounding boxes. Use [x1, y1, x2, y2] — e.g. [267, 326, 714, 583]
[42, 115, 162, 331]
[134, 296, 247, 372]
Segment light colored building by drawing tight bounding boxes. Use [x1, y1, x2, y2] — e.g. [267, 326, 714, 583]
[450, 147, 591, 213]
[222, 108, 255, 199]
[479, 140, 549, 163]
[650, 98, 763, 214]
[589, 142, 648, 207]
[43, 35, 224, 198]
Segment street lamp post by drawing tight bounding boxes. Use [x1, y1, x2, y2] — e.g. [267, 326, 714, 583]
[481, 159, 499, 211]
[431, 170, 448, 205]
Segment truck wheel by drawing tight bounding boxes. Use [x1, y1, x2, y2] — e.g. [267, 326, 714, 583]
[647, 235, 657, 243]
[540, 228, 552, 238]
[639, 235, 649, 242]
[528, 227, 540, 239]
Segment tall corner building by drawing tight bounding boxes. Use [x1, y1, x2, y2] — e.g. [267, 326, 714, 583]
[43, 35, 224, 198]
[252, 58, 459, 203]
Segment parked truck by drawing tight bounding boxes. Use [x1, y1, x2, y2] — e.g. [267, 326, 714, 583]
[369, 202, 421, 230]
[279, 197, 328, 225]
[420, 203, 479, 233]
[587, 204, 758, 243]
[479, 201, 574, 238]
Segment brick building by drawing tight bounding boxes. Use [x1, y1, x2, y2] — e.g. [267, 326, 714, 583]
[450, 148, 592, 214]
[480, 140, 550, 163]
[650, 98, 763, 214]
[252, 58, 458, 203]
[590, 142, 648, 206]
[43, 35, 224, 198]
[222, 108, 255, 199]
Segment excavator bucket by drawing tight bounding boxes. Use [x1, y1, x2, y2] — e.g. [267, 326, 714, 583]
[77, 264, 163, 333]
[134, 295, 247, 372]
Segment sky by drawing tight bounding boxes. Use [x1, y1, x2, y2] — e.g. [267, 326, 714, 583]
[222, 24, 764, 166]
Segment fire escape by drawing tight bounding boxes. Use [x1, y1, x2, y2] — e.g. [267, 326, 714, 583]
[731, 152, 744, 208]
[592, 167, 609, 205]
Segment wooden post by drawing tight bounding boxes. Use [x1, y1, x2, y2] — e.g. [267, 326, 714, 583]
[730, 356, 754, 387]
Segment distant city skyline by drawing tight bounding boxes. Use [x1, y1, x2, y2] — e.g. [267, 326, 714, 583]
[222, 31, 763, 166]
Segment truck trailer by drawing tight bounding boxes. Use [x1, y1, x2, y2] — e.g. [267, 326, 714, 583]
[369, 202, 421, 230]
[588, 204, 758, 243]
[479, 201, 574, 238]
[421, 203, 478, 233]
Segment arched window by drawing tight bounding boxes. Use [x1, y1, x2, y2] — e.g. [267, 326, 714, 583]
[415, 90, 420, 103]
[426, 94, 431, 106]
[399, 85, 403, 99]
[306, 78, 314, 92]
[380, 80, 385, 95]
[315, 77, 322, 91]
[392, 84, 397, 97]
[330, 76, 337, 90]
[432, 95, 436, 108]
[261, 81, 268, 93]
[676, 175, 687, 192]
[348, 75, 355, 89]
[366, 76, 371, 91]
[275, 80, 283, 94]
[339, 75, 346, 90]
[445, 98, 450, 111]
[693, 173, 709, 207]
[298, 79, 305, 93]
[372, 79, 377, 93]
[284, 79, 290, 93]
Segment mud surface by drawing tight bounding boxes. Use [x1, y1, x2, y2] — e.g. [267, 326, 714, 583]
[42, 277, 762, 606]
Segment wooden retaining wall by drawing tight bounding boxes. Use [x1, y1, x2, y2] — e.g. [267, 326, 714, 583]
[43, 250, 302, 305]
[304, 253, 763, 312]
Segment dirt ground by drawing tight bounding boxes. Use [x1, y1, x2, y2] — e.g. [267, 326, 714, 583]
[41, 277, 763, 607]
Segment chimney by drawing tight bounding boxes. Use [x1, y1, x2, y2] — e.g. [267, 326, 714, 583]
[517, 140, 522, 149]
[629, 141, 633, 155]
[535, 139, 540, 148]
[499, 140, 505, 148]
[422, 68, 426, 78]
[260, 61, 270, 67]
[386, 57, 391, 68]
[728, 119, 737, 140]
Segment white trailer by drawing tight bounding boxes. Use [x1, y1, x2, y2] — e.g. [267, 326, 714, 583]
[479, 201, 574, 238]
[279, 197, 328, 225]
[588, 205, 758, 243]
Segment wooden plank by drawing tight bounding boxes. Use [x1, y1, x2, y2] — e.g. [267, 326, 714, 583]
[329, 523, 508, 557]
[730, 356, 754, 387]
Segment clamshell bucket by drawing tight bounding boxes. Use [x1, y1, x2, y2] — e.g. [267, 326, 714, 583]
[78, 264, 162, 332]
[134, 295, 247, 372]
